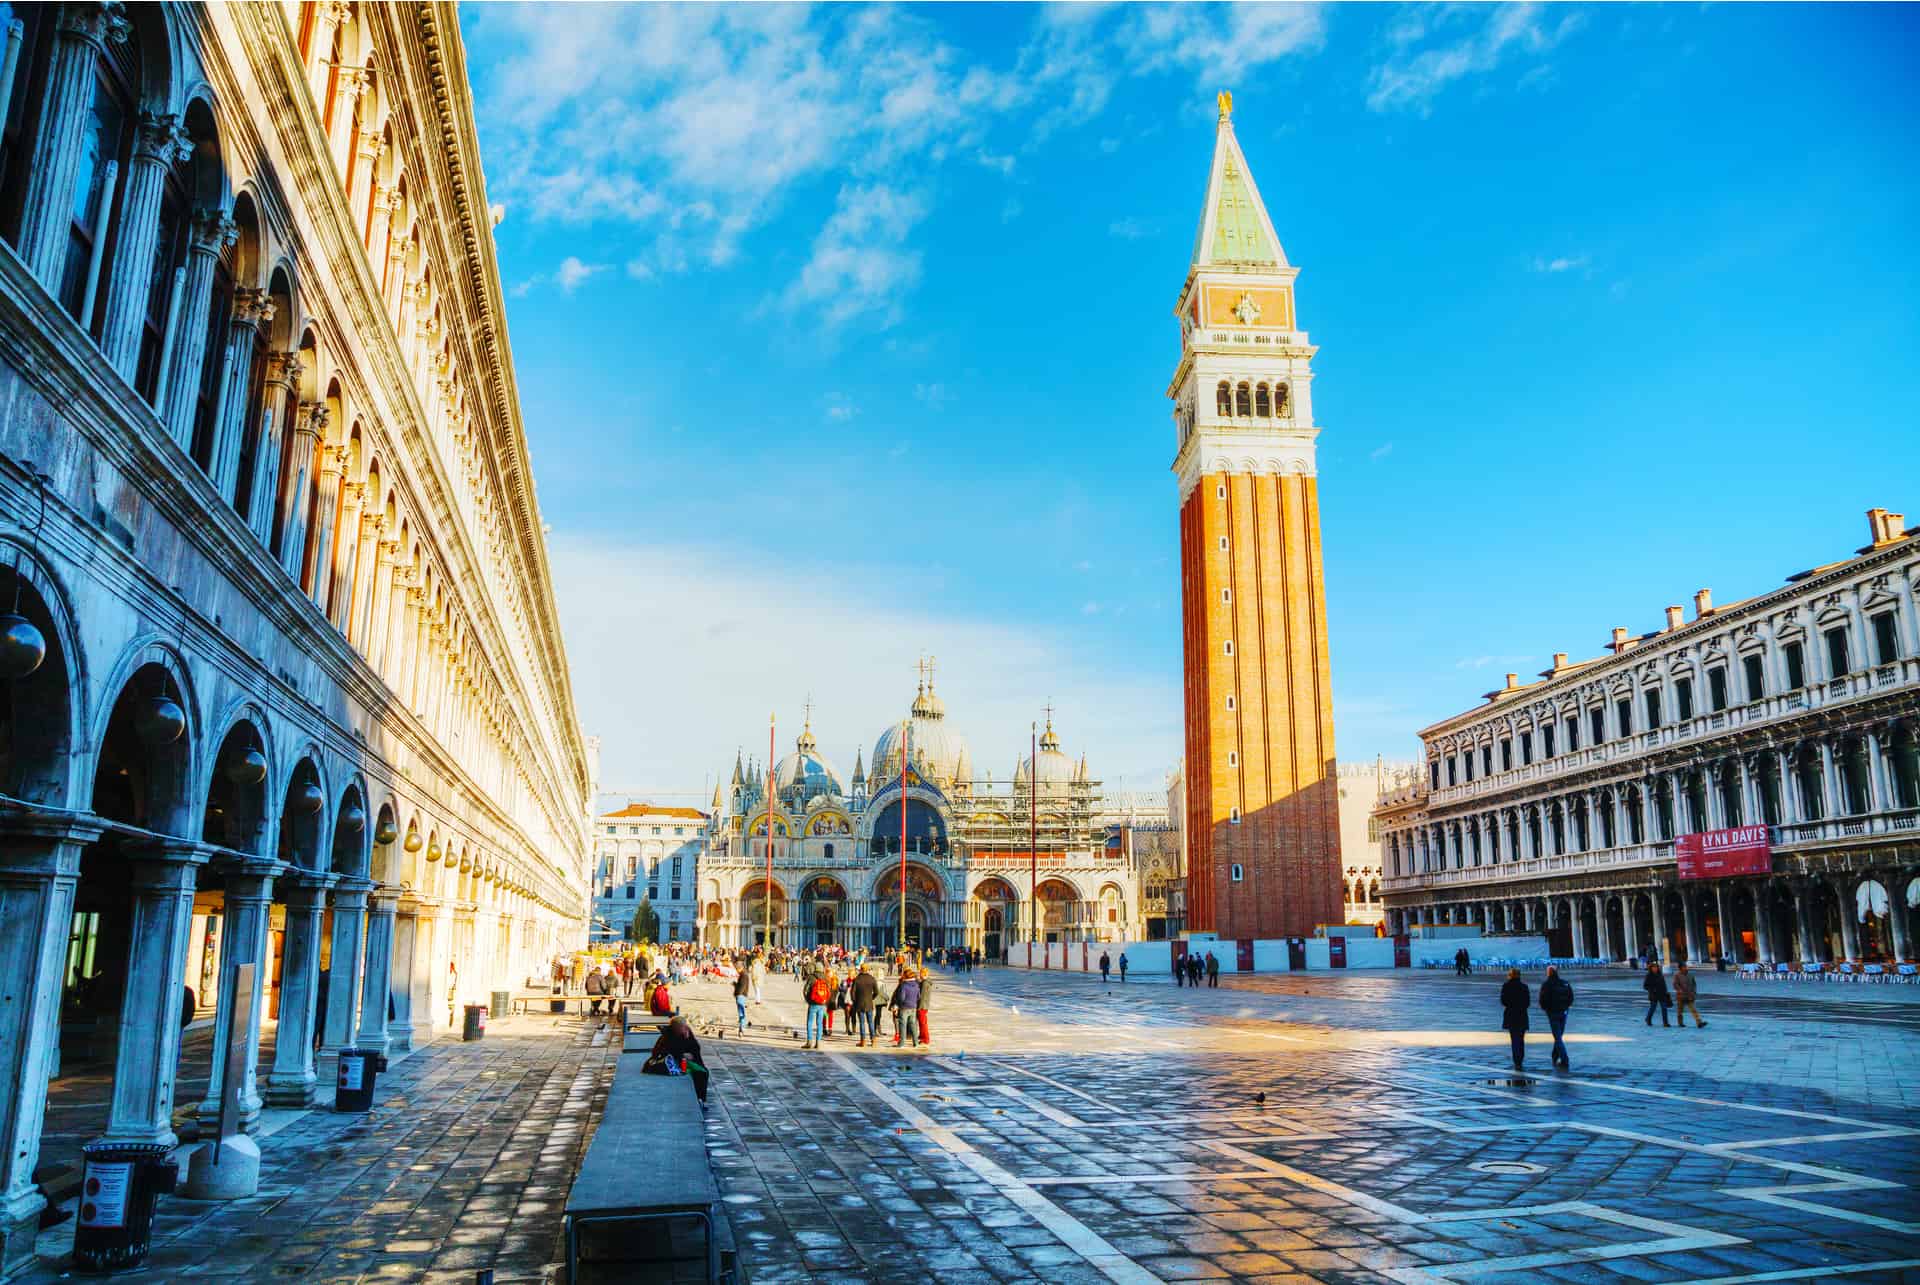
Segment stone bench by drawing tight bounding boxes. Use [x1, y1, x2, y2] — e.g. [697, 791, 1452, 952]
[563, 1057, 724, 1283]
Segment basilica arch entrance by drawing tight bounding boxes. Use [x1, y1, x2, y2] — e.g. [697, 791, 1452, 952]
[973, 876, 1018, 961]
[800, 876, 846, 947]
[874, 863, 945, 950]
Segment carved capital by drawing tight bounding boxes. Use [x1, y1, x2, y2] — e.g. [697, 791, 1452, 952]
[231, 287, 275, 332]
[339, 480, 365, 508]
[338, 66, 373, 100]
[296, 400, 328, 437]
[133, 111, 191, 166]
[188, 208, 239, 256]
[377, 537, 402, 561]
[357, 128, 386, 162]
[265, 350, 304, 388]
[57, 1, 129, 49]
[318, 0, 353, 30]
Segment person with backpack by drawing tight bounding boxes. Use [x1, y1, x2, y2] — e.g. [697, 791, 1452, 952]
[1538, 965, 1574, 1070]
[732, 966, 751, 1033]
[641, 1016, 709, 1106]
[915, 969, 933, 1046]
[890, 972, 921, 1047]
[803, 969, 832, 1049]
[852, 964, 880, 1046]
[1643, 960, 1672, 1027]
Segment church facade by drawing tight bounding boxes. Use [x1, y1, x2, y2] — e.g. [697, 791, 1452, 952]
[700, 678, 1141, 955]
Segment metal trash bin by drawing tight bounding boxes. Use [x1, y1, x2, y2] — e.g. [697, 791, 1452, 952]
[462, 1003, 487, 1041]
[334, 1047, 388, 1111]
[72, 1141, 177, 1274]
[489, 990, 510, 1019]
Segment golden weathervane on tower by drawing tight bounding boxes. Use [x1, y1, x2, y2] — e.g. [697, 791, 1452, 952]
[1218, 90, 1233, 121]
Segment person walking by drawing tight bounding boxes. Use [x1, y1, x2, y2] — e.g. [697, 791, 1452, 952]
[1206, 951, 1221, 988]
[1643, 960, 1672, 1027]
[732, 965, 751, 1032]
[1499, 967, 1531, 1071]
[1538, 965, 1574, 1070]
[915, 968, 933, 1047]
[1099, 951, 1111, 983]
[852, 964, 880, 1047]
[1118, 952, 1129, 983]
[1674, 961, 1706, 1028]
[890, 972, 921, 1047]
[750, 953, 765, 1003]
[1190, 955, 1205, 987]
[802, 968, 832, 1049]
[1173, 953, 1185, 987]
[1455, 947, 1470, 977]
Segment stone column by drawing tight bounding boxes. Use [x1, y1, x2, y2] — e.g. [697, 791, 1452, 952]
[1648, 892, 1669, 963]
[347, 511, 381, 647]
[356, 889, 399, 1054]
[276, 403, 326, 581]
[432, 898, 457, 1031]
[1754, 882, 1777, 965]
[1570, 900, 1589, 958]
[320, 881, 369, 1055]
[395, 895, 437, 1051]
[264, 876, 331, 1106]
[100, 110, 189, 376]
[1681, 889, 1707, 964]
[1714, 882, 1736, 963]
[17, 2, 129, 285]
[1889, 877, 1913, 962]
[366, 183, 397, 263]
[1589, 895, 1607, 959]
[161, 208, 237, 448]
[207, 289, 271, 503]
[348, 128, 384, 228]
[100, 842, 203, 1145]
[327, 480, 364, 630]
[1865, 730, 1890, 817]
[305, 443, 345, 611]
[248, 352, 300, 545]
[1817, 740, 1841, 820]
[1778, 749, 1801, 823]
[198, 860, 275, 1132]
[1792, 882, 1819, 964]
[0, 820, 98, 1280]
[1835, 876, 1860, 962]
[1622, 896, 1639, 960]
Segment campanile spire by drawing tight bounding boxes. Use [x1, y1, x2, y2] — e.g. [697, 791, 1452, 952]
[1167, 94, 1343, 940]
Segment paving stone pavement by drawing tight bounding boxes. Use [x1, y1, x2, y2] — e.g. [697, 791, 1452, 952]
[21, 968, 1919, 1283]
[24, 1013, 620, 1284]
[683, 965, 1920, 1284]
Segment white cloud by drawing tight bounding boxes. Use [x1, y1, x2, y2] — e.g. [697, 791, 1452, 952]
[552, 536, 1181, 789]
[1531, 253, 1590, 274]
[1370, 442, 1394, 460]
[1109, 217, 1152, 240]
[512, 254, 608, 295]
[782, 184, 926, 326]
[1367, 4, 1584, 116]
[472, 4, 1331, 326]
[825, 393, 858, 422]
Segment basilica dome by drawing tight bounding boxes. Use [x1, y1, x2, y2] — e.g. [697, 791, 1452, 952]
[1016, 717, 1078, 800]
[773, 721, 842, 803]
[872, 680, 971, 790]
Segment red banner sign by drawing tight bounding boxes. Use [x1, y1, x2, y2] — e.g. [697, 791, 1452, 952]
[1675, 825, 1772, 880]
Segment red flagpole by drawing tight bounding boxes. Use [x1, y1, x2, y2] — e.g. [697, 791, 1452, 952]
[898, 717, 908, 955]
[764, 713, 775, 948]
[1030, 720, 1038, 954]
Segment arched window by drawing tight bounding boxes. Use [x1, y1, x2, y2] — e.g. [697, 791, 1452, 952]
[135, 157, 189, 402]
[1234, 382, 1252, 417]
[58, 12, 140, 327]
[1254, 383, 1271, 417]
[0, 3, 54, 244]
[1274, 382, 1290, 416]
[1215, 381, 1230, 416]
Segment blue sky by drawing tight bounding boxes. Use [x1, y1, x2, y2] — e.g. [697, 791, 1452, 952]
[461, 2, 1919, 801]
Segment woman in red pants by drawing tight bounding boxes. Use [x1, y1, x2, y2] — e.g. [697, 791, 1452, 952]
[915, 968, 932, 1046]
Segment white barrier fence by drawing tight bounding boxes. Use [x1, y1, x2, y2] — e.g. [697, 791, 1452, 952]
[1001, 934, 1556, 974]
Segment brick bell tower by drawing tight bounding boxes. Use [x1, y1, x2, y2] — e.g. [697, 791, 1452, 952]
[1168, 92, 1343, 940]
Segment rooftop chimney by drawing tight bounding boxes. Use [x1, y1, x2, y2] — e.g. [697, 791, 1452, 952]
[1693, 588, 1713, 618]
[1611, 626, 1629, 652]
[1552, 652, 1569, 671]
[1665, 605, 1684, 631]
[1868, 507, 1907, 547]
[1505, 672, 1519, 690]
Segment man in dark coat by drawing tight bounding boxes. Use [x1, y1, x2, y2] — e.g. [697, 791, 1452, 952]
[1499, 968, 1530, 1070]
[851, 965, 880, 1046]
[1173, 953, 1184, 987]
[1099, 951, 1111, 982]
[1539, 965, 1574, 1070]
[1643, 961, 1672, 1026]
[1205, 952, 1221, 988]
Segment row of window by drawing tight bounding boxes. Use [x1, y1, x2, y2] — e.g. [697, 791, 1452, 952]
[1391, 733, 1920, 877]
[602, 823, 695, 836]
[1213, 380, 1291, 418]
[1430, 615, 1905, 791]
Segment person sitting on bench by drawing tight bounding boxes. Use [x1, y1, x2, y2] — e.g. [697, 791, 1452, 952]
[648, 973, 675, 1017]
[642, 1016, 709, 1104]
